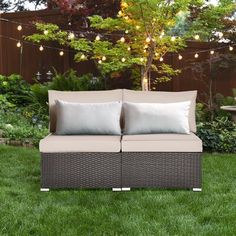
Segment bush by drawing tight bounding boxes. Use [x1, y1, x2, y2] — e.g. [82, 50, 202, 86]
[197, 117, 236, 153]
[0, 74, 31, 106]
[0, 111, 48, 147]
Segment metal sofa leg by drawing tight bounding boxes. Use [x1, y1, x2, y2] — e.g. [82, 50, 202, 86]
[40, 188, 50, 192]
[112, 188, 131, 192]
[122, 187, 131, 191]
[193, 188, 202, 192]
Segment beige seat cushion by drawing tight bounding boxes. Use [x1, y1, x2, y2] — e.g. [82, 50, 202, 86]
[121, 133, 202, 152]
[49, 89, 123, 133]
[40, 134, 121, 153]
[123, 89, 197, 132]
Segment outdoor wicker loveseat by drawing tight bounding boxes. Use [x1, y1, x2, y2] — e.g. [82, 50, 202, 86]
[40, 89, 202, 192]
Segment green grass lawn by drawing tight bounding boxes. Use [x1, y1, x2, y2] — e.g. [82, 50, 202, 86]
[0, 145, 235, 236]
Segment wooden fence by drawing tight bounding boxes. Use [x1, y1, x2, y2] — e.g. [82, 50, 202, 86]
[0, 9, 236, 102]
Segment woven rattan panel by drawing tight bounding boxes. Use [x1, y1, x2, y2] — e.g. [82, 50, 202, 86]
[41, 152, 121, 189]
[122, 152, 201, 189]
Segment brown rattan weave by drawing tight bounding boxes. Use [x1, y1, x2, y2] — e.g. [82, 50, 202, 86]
[41, 152, 201, 189]
[122, 152, 201, 189]
[41, 152, 121, 189]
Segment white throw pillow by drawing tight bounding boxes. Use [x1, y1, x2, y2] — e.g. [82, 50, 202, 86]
[123, 101, 191, 134]
[56, 100, 122, 135]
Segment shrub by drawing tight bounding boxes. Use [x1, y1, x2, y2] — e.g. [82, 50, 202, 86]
[197, 117, 236, 153]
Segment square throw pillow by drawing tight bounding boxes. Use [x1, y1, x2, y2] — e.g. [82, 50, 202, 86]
[56, 100, 122, 135]
[123, 101, 191, 134]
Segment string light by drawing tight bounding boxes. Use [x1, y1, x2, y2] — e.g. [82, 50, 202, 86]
[59, 51, 64, 56]
[16, 41, 21, 48]
[210, 50, 215, 55]
[229, 46, 234, 51]
[136, 25, 140, 30]
[155, 52, 159, 57]
[127, 46, 131, 51]
[143, 49, 147, 53]
[160, 57, 164, 62]
[125, 30, 129, 34]
[178, 54, 183, 60]
[102, 56, 106, 61]
[17, 25, 22, 31]
[118, 11, 123, 17]
[140, 58, 144, 62]
[171, 36, 176, 41]
[122, 2, 128, 8]
[39, 45, 44, 51]
[44, 30, 49, 35]
[121, 57, 126, 62]
[68, 32, 75, 40]
[124, 16, 129, 20]
[80, 54, 85, 59]
[98, 59, 102, 64]
[146, 37, 151, 43]
[194, 35, 200, 40]
[95, 35, 101, 41]
[194, 53, 199, 58]
[144, 45, 148, 49]
[120, 37, 125, 43]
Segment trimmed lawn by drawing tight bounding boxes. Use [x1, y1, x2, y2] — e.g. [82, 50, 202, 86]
[0, 145, 235, 236]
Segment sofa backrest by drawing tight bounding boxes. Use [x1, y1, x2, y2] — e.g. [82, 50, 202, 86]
[48, 90, 123, 133]
[123, 89, 197, 133]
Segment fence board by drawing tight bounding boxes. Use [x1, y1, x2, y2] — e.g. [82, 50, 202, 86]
[0, 10, 236, 101]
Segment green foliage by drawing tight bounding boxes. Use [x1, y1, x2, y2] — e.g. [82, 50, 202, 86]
[197, 117, 236, 153]
[0, 110, 48, 147]
[47, 69, 105, 91]
[0, 74, 31, 106]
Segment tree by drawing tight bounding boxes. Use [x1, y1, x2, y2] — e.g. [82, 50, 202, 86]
[0, 0, 47, 12]
[26, 0, 235, 90]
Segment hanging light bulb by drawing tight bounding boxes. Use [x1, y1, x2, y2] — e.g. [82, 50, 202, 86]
[81, 54, 86, 60]
[102, 56, 106, 61]
[118, 11, 123, 17]
[229, 46, 234, 51]
[160, 57, 164, 62]
[59, 51, 64, 56]
[39, 45, 44, 51]
[68, 32, 75, 40]
[194, 35, 200, 40]
[210, 50, 215, 55]
[125, 30, 129, 34]
[127, 46, 131, 51]
[178, 54, 183, 60]
[44, 30, 49, 35]
[146, 37, 151, 43]
[95, 35, 101, 41]
[17, 25, 22, 31]
[120, 37, 125, 43]
[122, 2, 128, 8]
[98, 60, 102, 64]
[121, 57, 126, 62]
[194, 53, 199, 58]
[16, 41, 21, 48]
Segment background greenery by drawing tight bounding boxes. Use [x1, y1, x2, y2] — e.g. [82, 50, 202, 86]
[0, 72, 235, 152]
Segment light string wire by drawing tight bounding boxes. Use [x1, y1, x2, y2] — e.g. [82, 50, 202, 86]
[0, 17, 235, 59]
